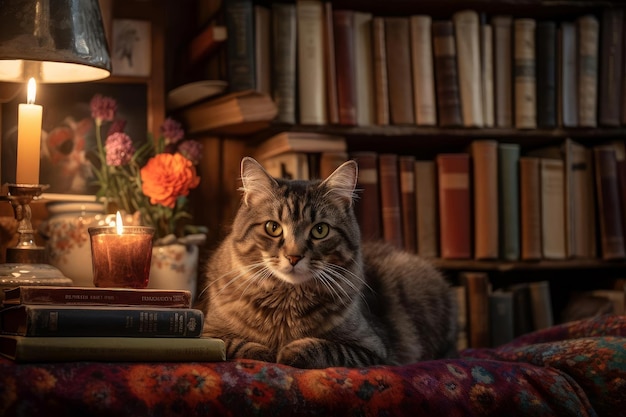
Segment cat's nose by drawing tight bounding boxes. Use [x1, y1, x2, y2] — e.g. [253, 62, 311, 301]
[285, 255, 303, 266]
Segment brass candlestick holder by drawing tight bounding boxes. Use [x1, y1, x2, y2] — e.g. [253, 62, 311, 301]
[0, 183, 72, 291]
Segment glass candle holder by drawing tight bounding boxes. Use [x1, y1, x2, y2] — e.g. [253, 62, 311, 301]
[88, 226, 155, 288]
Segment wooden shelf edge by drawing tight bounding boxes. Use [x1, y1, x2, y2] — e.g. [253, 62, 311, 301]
[432, 258, 626, 272]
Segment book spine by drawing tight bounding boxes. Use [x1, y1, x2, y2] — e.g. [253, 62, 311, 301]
[594, 146, 626, 260]
[354, 12, 376, 126]
[519, 157, 543, 260]
[410, 15, 437, 126]
[224, 0, 256, 92]
[379, 154, 404, 249]
[535, 21, 557, 128]
[577, 14, 599, 127]
[432, 20, 463, 127]
[489, 291, 515, 347]
[559, 22, 578, 127]
[187, 25, 227, 66]
[498, 143, 521, 261]
[540, 158, 567, 259]
[399, 155, 417, 253]
[471, 140, 499, 260]
[272, 2, 297, 124]
[514, 18, 537, 129]
[384, 17, 415, 125]
[6, 287, 192, 308]
[323, 2, 339, 124]
[481, 17, 495, 127]
[6, 336, 226, 362]
[333, 9, 358, 126]
[414, 160, 439, 258]
[437, 153, 471, 259]
[491, 15, 513, 127]
[453, 10, 484, 127]
[461, 271, 490, 348]
[599, 8, 624, 127]
[297, 0, 327, 125]
[13, 307, 204, 338]
[254, 5, 271, 95]
[371, 17, 390, 126]
[351, 152, 382, 241]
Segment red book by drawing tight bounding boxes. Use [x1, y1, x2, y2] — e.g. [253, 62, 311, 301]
[378, 154, 404, 249]
[333, 9, 357, 125]
[2, 286, 193, 308]
[399, 155, 417, 252]
[351, 152, 382, 241]
[437, 153, 472, 259]
[188, 25, 227, 66]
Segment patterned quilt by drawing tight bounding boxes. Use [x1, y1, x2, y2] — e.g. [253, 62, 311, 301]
[1, 314, 625, 417]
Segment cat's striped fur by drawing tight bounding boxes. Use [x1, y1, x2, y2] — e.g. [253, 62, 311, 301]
[198, 157, 457, 368]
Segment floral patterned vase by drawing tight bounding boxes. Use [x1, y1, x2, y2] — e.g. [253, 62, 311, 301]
[149, 242, 201, 301]
[41, 201, 108, 287]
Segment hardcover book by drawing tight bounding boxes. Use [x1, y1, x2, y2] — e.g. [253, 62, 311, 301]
[2, 286, 192, 308]
[333, 9, 358, 126]
[297, 0, 327, 125]
[461, 271, 490, 348]
[577, 14, 599, 127]
[272, 2, 297, 124]
[224, 0, 256, 92]
[0, 305, 204, 338]
[599, 8, 624, 127]
[498, 143, 521, 261]
[399, 155, 417, 253]
[414, 160, 439, 258]
[0, 335, 225, 363]
[453, 10, 484, 127]
[432, 20, 463, 127]
[410, 15, 437, 126]
[514, 18, 537, 129]
[519, 157, 542, 260]
[351, 152, 382, 241]
[559, 21, 578, 127]
[371, 17, 390, 126]
[437, 153, 471, 259]
[471, 140, 499, 260]
[491, 15, 513, 127]
[535, 21, 557, 128]
[540, 158, 567, 259]
[379, 153, 404, 249]
[253, 131, 346, 162]
[384, 17, 415, 125]
[354, 11, 376, 126]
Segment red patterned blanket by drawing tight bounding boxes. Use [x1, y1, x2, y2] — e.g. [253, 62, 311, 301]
[1, 315, 625, 417]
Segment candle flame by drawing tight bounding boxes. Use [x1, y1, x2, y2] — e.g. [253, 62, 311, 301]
[115, 211, 123, 235]
[27, 78, 37, 105]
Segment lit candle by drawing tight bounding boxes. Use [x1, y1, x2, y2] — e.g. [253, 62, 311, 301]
[16, 78, 43, 185]
[88, 212, 155, 288]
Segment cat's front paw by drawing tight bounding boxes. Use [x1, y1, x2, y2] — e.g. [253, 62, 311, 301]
[227, 340, 275, 362]
[277, 338, 334, 369]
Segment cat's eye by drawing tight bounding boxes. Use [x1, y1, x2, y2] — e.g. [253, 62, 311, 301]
[265, 221, 283, 237]
[310, 223, 330, 239]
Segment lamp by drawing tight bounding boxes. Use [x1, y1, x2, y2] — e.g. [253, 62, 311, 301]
[0, 0, 112, 292]
[0, 0, 111, 83]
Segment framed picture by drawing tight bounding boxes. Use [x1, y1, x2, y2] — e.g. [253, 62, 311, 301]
[111, 19, 152, 77]
[1, 82, 148, 198]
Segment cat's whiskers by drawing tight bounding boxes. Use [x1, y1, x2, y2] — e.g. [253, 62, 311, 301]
[314, 270, 351, 308]
[208, 262, 267, 297]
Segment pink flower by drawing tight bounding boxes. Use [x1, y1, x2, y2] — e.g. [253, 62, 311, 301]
[105, 132, 135, 166]
[160, 117, 185, 145]
[177, 140, 203, 165]
[90, 94, 117, 124]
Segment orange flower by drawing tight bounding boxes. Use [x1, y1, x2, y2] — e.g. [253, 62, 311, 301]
[140, 153, 200, 208]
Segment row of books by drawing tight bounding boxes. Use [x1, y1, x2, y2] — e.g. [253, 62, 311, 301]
[455, 272, 625, 349]
[215, 1, 626, 130]
[257, 130, 626, 262]
[0, 286, 225, 362]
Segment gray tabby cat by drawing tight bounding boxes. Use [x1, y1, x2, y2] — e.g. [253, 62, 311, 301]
[198, 157, 457, 369]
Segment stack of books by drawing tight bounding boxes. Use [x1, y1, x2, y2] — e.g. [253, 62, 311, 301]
[0, 286, 225, 362]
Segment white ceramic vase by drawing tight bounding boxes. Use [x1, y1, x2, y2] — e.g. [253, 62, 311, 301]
[148, 242, 200, 301]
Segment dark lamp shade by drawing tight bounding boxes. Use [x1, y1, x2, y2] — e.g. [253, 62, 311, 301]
[0, 0, 111, 83]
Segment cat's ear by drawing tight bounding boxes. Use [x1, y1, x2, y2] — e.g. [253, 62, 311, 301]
[239, 157, 278, 206]
[321, 160, 358, 207]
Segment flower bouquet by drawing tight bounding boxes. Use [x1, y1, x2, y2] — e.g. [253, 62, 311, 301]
[89, 94, 207, 246]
